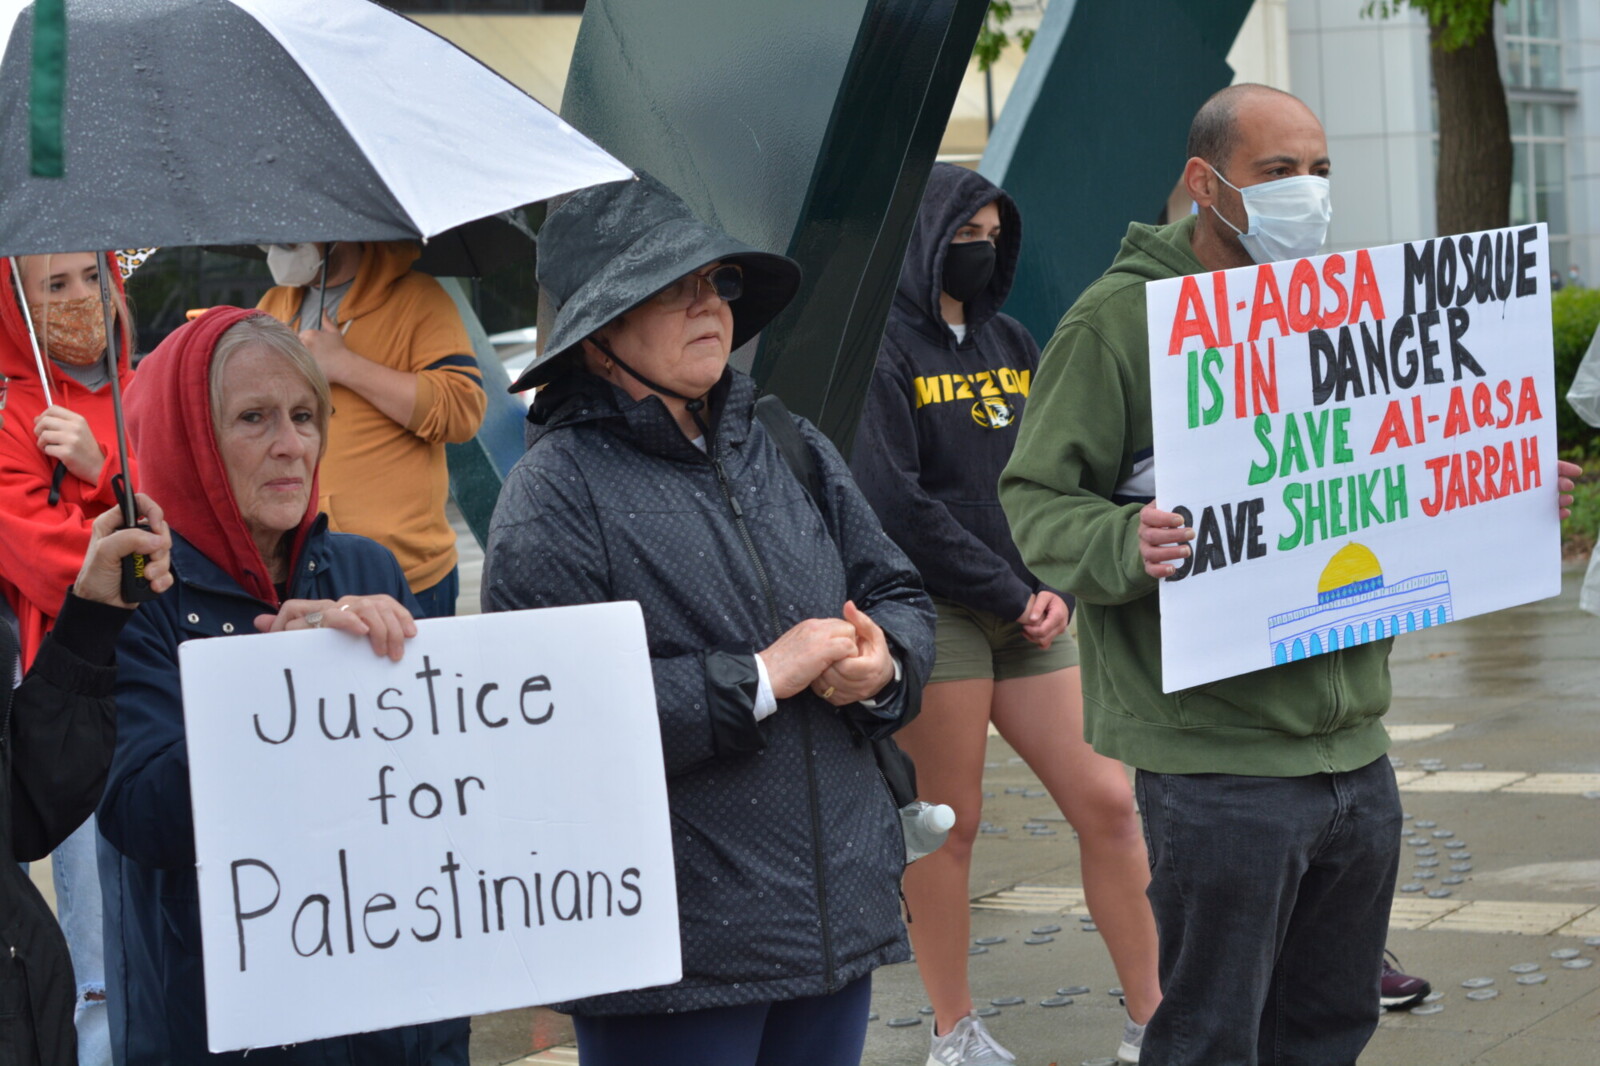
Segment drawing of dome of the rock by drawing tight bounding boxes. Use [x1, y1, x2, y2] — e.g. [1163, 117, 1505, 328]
[1268, 543, 1454, 666]
[1317, 543, 1384, 603]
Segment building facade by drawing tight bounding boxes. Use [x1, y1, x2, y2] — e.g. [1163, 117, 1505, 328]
[1286, 0, 1599, 281]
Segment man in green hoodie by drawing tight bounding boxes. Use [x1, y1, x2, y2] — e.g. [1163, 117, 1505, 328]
[1002, 81, 1586, 1066]
[1000, 84, 1396, 1065]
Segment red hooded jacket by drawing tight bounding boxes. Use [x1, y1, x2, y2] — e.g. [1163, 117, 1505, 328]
[0, 256, 136, 668]
[123, 306, 318, 606]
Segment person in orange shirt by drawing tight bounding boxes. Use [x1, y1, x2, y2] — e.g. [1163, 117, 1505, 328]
[257, 241, 484, 617]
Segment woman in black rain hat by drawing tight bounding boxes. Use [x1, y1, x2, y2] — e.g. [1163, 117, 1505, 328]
[487, 174, 935, 1066]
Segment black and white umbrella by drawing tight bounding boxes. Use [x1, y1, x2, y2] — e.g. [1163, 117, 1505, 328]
[0, 0, 631, 256]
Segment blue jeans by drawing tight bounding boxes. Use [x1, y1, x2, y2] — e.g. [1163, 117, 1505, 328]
[572, 975, 872, 1066]
[54, 816, 111, 1066]
[1135, 757, 1401, 1066]
[411, 567, 459, 620]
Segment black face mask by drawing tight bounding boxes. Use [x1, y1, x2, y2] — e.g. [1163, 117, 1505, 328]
[942, 239, 997, 303]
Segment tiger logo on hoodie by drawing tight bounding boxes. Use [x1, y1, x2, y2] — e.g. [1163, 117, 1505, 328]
[972, 395, 1015, 429]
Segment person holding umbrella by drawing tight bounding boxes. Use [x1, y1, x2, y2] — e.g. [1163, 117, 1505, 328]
[2, 495, 173, 1066]
[0, 251, 139, 1066]
[97, 307, 469, 1065]
[256, 240, 484, 618]
[484, 174, 935, 1066]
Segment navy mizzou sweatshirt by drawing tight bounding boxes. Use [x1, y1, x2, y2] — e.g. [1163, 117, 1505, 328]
[851, 163, 1047, 622]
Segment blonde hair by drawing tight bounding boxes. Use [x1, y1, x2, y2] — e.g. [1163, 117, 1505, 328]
[208, 315, 332, 456]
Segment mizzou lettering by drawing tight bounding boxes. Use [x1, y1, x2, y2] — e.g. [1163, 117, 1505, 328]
[913, 368, 1031, 409]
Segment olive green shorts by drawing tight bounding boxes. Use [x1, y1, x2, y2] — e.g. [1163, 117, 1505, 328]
[929, 595, 1080, 685]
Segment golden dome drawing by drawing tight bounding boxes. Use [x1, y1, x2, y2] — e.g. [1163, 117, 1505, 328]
[1273, 545, 1453, 665]
[1317, 543, 1384, 603]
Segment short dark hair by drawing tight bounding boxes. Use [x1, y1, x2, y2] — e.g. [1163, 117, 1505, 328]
[1187, 83, 1298, 171]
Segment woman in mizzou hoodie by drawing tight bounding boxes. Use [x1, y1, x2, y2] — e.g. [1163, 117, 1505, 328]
[851, 163, 1160, 1066]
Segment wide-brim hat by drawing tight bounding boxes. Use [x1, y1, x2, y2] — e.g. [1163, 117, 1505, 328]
[510, 172, 802, 392]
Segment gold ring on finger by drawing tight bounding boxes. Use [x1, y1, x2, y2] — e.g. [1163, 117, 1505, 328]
[821, 686, 836, 700]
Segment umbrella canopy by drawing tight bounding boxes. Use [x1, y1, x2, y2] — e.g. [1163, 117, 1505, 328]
[0, 0, 630, 256]
[207, 206, 538, 278]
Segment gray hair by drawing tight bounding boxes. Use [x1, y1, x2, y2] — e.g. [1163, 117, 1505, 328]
[208, 314, 332, 457]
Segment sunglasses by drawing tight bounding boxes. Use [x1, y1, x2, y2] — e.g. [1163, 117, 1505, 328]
[651, 263, 744, 311]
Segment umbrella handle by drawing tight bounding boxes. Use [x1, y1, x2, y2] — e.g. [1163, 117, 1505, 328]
[110, 472, 157, 604]
[96, 253, 139, 529]
[96, 255, 155, 603]
[47, 460, 66, 506]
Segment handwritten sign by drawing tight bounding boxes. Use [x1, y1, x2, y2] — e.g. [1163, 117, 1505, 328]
[180, 602, 679, 1052]
[1147, 224, 1559, 691]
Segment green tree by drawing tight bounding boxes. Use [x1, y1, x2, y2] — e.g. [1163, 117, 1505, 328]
[1363, 0, 1511, 236]
[972, 1, 1037, 132]
[973, 1, 1035, 73]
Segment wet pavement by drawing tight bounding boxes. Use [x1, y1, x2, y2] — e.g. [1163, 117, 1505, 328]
[854, 565, 1600, 1066]
[38, 519, 1593, 1064]
[472, 563, 1600, 1065]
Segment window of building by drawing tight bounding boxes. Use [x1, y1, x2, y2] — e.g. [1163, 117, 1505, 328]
[1500, 1, 1572, 273]
[1503, 0, 1562, 90]
[1508, 102, 1568, 270]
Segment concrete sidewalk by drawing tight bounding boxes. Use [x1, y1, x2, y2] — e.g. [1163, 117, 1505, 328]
[474, 565, 1600, 1065]
[853, 565, 1600, 1066]
[37, 518, 1594, 1065]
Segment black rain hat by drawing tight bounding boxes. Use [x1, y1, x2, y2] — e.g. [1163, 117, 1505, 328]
[510, 173, 802, 392]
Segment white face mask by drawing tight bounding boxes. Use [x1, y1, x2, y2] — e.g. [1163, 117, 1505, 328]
[1206, 163, 1332, 264]
[262, 243, 325, 288]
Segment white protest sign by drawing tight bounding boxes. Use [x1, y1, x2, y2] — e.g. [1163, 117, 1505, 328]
[1146, 224, 1559, 692]
[180, 602, 679, 1052]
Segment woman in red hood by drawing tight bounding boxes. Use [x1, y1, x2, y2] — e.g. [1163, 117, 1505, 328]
[0, 252, 137, 670]
[97, 307, 468, 1065]
[0, 251, 137, 1066]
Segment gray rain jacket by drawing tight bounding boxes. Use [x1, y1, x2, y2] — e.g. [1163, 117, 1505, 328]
[483, 368, 934, 1015]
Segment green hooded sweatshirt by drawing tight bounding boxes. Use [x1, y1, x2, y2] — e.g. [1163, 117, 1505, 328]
[998, 215, 1392, 776]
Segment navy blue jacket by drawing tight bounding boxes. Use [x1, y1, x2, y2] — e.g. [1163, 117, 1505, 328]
[852, 163, 1048, 620]
[484, 369, 934, 1015]
[97, 521, 469, 1065]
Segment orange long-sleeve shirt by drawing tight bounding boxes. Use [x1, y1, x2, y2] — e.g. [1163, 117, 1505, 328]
[259, 242, 484, 594]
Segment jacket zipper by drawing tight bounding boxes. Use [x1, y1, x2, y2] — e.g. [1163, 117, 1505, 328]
[709, 443, 838, 992]
[1318, 650, 1346, 764]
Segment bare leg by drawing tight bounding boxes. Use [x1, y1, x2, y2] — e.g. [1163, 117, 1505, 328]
[991, 667, 1162, 1024]
[892, 677, 994, 1036]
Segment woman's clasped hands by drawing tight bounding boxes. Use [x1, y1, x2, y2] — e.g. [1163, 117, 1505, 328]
[760, 600, 895, 707]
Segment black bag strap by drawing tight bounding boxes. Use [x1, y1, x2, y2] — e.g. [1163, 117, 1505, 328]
[753, 393, 919, 807]
[754, 394, 825, 513]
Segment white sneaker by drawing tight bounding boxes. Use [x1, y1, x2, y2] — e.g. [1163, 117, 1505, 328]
[925, 1012, 1017, 1066]
[1115, 1016, 1145, 1063]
